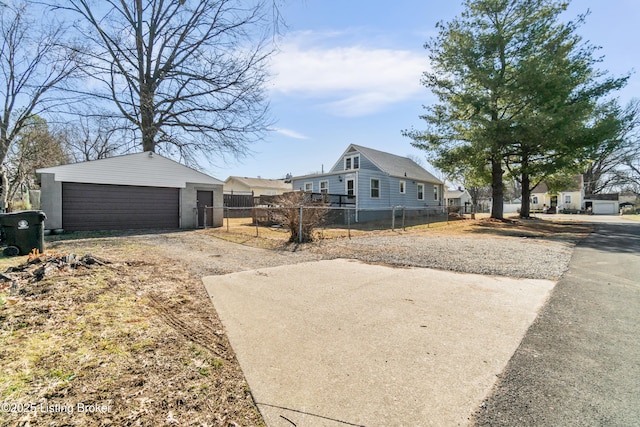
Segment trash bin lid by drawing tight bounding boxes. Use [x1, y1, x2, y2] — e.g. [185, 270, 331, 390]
[0, 210, 46, 225]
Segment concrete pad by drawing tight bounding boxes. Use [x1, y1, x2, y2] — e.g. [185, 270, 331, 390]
[203, 259, 555, 427]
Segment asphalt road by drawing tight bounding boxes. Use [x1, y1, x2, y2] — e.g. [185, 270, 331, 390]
[474, 218, 640, 426]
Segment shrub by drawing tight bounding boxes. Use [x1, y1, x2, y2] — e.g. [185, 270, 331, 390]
[271, 192, 329, 243]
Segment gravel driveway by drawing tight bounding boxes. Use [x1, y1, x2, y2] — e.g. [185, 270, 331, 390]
[133, 229, 573, 280]
[309, 234, 572, 279]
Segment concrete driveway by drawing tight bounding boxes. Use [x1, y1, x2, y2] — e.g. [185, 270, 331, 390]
[204, 259, 554, 426]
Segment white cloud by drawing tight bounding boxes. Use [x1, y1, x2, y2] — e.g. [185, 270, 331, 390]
[270, 31, 428, 117]
[270, 127, 309, 140]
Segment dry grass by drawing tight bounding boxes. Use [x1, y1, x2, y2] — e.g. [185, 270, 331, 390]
[0, 241, 263, 426]
[211, 216, 457, 248]
[455, 217, 593, 241]
[211, 215, 591, 248]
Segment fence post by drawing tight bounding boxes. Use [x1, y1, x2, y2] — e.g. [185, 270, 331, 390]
[226, 207, 229, 232]
[299, 206, 303, 243]
[347, 208, 351, 239]
[194, 207, 198, 228]
[402, 207, 406, 231]
[203, 205, 207, 229]
[391, 206, 396, 231]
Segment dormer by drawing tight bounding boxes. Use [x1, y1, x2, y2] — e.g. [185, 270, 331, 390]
[344, 152, 360, 171]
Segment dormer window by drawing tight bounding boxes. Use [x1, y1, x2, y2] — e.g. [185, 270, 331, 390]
[344, 154, 360, 170]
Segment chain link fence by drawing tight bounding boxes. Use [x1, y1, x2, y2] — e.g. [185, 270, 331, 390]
[215, 205, 449, 242]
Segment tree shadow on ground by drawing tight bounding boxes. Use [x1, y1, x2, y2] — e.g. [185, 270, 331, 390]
[579, 223, 640, 254]
[466, 218, 593, 242]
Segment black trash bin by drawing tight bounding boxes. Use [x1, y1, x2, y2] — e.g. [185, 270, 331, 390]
[0, 210, 47, 256]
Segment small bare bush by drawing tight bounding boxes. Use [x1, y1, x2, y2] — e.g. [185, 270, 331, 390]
[272, 192, 329, 242]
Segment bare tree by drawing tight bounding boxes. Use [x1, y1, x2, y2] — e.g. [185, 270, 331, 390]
[56, 111, 133, 162]
[0, 1, 80, 210]
[583, 100, 640, 195]
[57, 0, 277, 164]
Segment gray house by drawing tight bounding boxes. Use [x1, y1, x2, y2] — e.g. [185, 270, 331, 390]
[36, 152, 223, 231]
[292, 144, 444, 221]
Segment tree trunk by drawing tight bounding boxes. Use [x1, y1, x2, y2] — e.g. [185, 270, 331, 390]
[140, 88, 157, 152]
[520, 173, 531, 218]
[490, 158, 504, 220]
[0, 168, 8, 212]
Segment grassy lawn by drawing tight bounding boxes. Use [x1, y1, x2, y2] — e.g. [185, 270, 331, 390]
[623, 214, 640, 222]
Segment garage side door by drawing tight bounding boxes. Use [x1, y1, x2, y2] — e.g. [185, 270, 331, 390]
[62, 182, 180, 231]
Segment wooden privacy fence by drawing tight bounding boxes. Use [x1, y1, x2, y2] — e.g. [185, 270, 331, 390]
[223, 193, 254, 208]
[223, 192, 254, 218]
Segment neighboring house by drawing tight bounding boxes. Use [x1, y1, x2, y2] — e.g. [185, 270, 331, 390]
[530, 174, 621, 215]
[445, 187, 473, 212]
[36, 152, 224, 231]
[224, 176, 292, 196]
[291, 144, 444, 221]
[530, 175, 584, 213]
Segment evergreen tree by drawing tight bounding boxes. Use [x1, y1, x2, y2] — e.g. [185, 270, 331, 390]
[404, 0, 627, 219]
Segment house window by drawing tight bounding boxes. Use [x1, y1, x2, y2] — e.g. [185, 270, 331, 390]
[417, 183, 424, 200]
[532, 196, 539, 204]
[399, 180, 406, 194]
[344, 154, 360, 170]
[304, 182, 313, 192]
[370, 179, 380, 198]
[346, 179, 355, 197]
[434, 186, 438, 201]
[320, 180, 329, 194]
[564, 195, 572, 204]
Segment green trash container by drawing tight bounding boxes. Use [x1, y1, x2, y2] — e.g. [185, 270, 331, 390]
[0, 210, 47, 256]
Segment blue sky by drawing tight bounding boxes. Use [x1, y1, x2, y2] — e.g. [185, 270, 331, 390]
[215, 0, 640, 183]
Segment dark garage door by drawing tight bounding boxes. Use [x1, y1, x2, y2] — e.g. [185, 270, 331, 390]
[62, 182, 180, 231]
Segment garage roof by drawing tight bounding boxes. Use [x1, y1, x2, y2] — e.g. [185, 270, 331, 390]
[36, 152, 223, 188]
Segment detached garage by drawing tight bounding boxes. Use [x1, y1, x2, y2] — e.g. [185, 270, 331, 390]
[585, 193, 620, 215]
[37, 152, 223, 231]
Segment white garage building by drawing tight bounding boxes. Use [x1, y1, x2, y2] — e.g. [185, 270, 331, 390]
[37, 152, 224, 231]
[585, 194, 620, 215]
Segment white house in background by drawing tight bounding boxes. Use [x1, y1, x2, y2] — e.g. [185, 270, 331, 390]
[530, 175, 584, 213]
[530, 174, 620, 215]
[445, 187, 473, 212]
[37, 152, 224, 231]
[224, 176, 292, 196]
